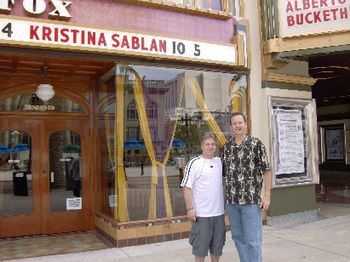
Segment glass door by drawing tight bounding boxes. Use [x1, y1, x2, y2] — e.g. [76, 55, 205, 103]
[0, 117, 91, 237]
[42, 118, 91, 234]
[0, 118, 42, 238]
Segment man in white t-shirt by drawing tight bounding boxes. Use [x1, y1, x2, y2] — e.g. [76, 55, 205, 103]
[181, 132, 225, 262]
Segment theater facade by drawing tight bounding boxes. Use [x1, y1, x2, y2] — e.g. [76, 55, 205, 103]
[0, 0, 248, 246]
[257, 0, 350, 225]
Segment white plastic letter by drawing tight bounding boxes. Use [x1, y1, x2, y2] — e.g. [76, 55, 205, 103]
[49, 0, 71, 18]
[23, 0, 46, 14]
[0, 0, 15, 12]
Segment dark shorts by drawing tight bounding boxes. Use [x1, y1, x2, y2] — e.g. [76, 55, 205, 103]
[189, 214, 226, 257]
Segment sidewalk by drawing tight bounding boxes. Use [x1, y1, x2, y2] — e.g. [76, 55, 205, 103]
[7, 214, 350, 262]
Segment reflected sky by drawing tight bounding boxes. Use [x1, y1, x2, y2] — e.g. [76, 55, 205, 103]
[130, 65, 182, 81]
[130, 65, 240, 83]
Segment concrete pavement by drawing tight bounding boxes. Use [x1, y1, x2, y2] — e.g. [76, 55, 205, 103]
[7, 214, 350, 262]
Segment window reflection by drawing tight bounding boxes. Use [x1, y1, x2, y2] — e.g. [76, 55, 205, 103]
[126, 127, 140, 140]
[0, 93, 85, 113]
[98, 64, 247, 222]
[149, 0, 224, 12]
[146, 101, 158, 119]
[49, 131, 82, 212]
[0, 130, 32, 216]
[126, 101, 138, 120]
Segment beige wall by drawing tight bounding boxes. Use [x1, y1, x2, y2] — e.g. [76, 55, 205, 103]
[243, 0, 266, 140]
[243, 1, 312, 153]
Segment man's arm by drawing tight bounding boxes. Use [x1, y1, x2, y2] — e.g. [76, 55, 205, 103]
[183, 186, 196, 221]
[260, 170, 272, 211]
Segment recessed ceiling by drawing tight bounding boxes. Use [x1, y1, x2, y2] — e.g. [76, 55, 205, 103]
[309, 53, 350, 80]
[0, 51, 114, 78]
[310, 53, 350, 109]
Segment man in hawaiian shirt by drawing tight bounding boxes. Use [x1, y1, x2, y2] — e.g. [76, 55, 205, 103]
[222, 112, 272, 262]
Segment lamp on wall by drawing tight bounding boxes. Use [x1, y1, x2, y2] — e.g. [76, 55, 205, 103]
[36, 66, 55, 102]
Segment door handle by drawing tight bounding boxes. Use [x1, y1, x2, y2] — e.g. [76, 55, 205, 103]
[60, 158, 72, 162]
[8, 159, 20, 163]
[50, 172, 55, 183]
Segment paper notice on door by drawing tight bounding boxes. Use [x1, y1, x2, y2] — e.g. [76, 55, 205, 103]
[66, 197, 82, 210]
[109, 195, 117, 208]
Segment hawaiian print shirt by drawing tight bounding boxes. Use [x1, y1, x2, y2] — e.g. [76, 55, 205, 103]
[222, 136, 271, 205]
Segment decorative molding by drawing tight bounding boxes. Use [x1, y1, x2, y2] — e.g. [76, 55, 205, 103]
[235, 18, 249, 69]
[263, 54, 288, 70]
[233, 34, 246, 68]
[118, 0, 232, 20]
[263, 30, 350, 55]
[264, 73, 316, 86]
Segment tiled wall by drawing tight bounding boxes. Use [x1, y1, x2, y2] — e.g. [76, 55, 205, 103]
[95, 214, 192, 247]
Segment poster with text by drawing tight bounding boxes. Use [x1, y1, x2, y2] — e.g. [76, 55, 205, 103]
[325, 128, 344, 160]
[274, 109, 305, 175]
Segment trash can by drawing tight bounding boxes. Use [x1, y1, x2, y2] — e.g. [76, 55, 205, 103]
[13, 171, 28, 196]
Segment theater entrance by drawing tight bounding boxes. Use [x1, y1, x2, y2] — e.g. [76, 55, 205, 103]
[0, 116, 91, 238]
[0, 49, 116, 239]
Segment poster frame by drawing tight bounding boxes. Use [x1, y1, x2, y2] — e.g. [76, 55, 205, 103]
[320, 124, 346, 163]
[268, 96, 319, 188]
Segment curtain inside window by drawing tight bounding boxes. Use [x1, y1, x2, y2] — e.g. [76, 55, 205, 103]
[115, 76, 129, 221]
[99, 65, 246, 222]
[189, 78, 227, 147]
[128, 67, 185, 219]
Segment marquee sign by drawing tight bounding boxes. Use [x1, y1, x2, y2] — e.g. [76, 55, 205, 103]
[279, 0, 350, 37]
[0, 15, 237, 66]
[0, 0, 72, 19]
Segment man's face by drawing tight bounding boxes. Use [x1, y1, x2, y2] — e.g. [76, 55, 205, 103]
[201, 138, 217, 158]
[230, 115, 247, 136]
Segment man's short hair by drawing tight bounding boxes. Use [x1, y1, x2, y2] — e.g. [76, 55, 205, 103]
[230, 112, 247, 125]
[201, 132, 217, 144]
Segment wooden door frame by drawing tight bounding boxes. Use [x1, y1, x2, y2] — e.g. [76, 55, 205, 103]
[0, 117, 42, 238]
[0, 115, 93, 237]
[42, 117, 92, 234]
[0, 67, 97, 237]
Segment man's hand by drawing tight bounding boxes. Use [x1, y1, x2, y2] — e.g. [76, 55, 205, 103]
[183, 187, 197, 221]
[260, 194, 270, 211]
[261, 170, 272, 211]
[187, 208, 197, 222]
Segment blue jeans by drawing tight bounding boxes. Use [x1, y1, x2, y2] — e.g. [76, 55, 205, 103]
[226, 204, 262, 262]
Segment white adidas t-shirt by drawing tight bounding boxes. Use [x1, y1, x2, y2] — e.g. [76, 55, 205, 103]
[181, 156, 224, 217]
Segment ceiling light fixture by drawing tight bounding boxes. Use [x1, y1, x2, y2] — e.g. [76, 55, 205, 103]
[36, 66, 55, 102]
[36, 83, 55, 102]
